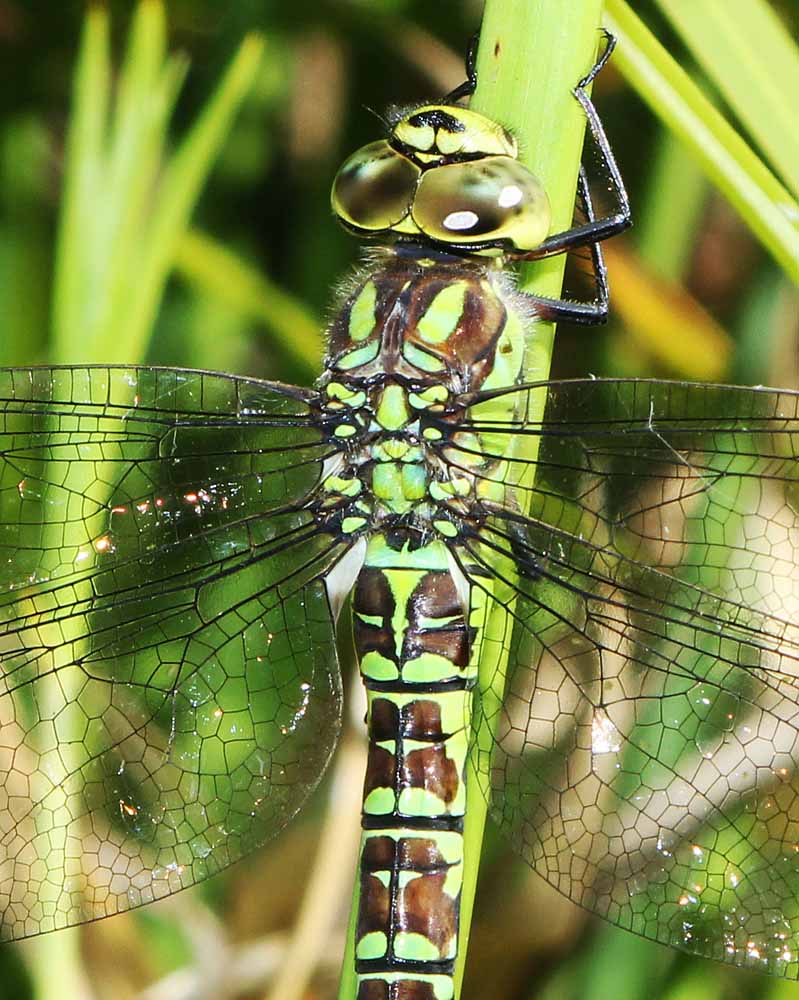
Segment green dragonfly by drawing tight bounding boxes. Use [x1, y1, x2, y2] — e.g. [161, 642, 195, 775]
[1, 30, 798, 1000]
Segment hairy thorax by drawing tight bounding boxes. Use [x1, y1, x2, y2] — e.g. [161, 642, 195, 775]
[317, 245, 534, 540]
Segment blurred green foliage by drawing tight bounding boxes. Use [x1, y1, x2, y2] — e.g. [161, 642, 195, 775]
[0, 1, 797, 999]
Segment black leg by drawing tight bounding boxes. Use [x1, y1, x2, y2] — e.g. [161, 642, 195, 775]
[520, 166, 611, 325]
[514, 30, 632, 263]
[444, 32, 479, 104]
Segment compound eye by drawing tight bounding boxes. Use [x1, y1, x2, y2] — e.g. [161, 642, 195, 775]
[412, 156, 551, 250]
[331, 140, 420, 232]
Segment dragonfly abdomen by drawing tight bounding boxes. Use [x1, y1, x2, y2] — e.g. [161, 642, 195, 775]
[352, 533, 475, 999]
[318, 246, 532, 997]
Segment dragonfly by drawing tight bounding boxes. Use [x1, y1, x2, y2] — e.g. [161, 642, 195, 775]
[1, 27, 798, 1000]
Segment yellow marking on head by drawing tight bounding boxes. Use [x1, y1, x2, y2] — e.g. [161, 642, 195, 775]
[393, 105, 517, 160]
[399, 121, 435, 151]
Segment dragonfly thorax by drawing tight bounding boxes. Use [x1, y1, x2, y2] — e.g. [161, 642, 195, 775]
[317, 250, 531, 541]
[319, 376, 465, 525]
[324, 249, 528, 390]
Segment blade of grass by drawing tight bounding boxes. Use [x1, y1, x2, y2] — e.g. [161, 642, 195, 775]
[62, 1, 189, 362]
[86, 1, 187, 362]
[110, 31, 265, 362]
[637, 129, 707, 283]
[175, 229, 322, 377]
[605, 0, 799, 284]
[655, 0, 799, 198]
[52, 3, 110, 360]
[52, 1, 265, 366]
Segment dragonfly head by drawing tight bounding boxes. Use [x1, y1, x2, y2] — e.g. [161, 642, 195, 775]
[331, 104, 552, 256]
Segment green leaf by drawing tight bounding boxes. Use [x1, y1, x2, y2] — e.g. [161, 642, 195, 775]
[116, 31, 265, 362]
[51, 1, 265, 366]
[605, 0, 799, 284]
[655, 0, 799, 198]
[175, 229, 322, 377]
[52, 3, 111, 360]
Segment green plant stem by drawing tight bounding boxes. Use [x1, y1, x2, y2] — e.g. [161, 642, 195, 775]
[337, 3, 605, 997]
[459, 2, 605, 993]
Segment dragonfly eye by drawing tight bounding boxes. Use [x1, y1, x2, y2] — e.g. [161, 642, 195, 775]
[412, 156, 551, 250]
[333, 108, 550, 252]
[331, 139, 419, 232]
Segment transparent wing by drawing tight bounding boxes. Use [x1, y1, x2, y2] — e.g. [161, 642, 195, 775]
[444, 379, 799, 976]
[0, 366, 344, 940]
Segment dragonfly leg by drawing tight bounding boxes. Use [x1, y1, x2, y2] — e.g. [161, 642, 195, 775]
[504, 518, 542, 581]
[515, 30, 632, 264]
[518, 166, 611, 326]
[443, 31, 479, 104]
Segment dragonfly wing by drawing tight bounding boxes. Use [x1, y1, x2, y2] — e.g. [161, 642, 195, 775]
[451, 378, 799, 616]
[449, 379, 799, 975]
[0, 367, 344, 939]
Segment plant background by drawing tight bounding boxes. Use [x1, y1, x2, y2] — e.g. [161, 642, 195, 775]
[0, 1, 797, 998]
